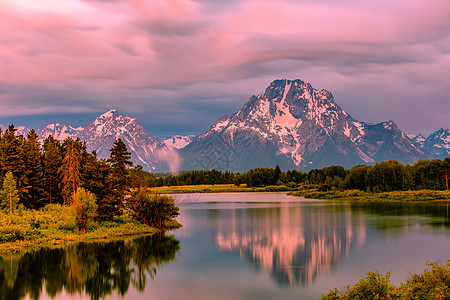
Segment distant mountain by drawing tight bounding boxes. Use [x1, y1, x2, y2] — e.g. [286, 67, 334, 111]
[0, 79, 446, 173]
[0, 124, 30, 136]
[407, 133, 426, 147]
[422, 128, 450, 159]
[36, 110, 175, 172]
[355, 121, 428, 163]
[163, 135, 196, 150]
[179, 79, 430, 172]
[36, 123, 83, 141]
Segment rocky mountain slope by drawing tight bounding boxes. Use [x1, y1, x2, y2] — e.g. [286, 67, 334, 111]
[36, 110, 174, 172]
[422, 128, 450, 159]
[1, 79, 447, 173]
[179, 79, 430, 172]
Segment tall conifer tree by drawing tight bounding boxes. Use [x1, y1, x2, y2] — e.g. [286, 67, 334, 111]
[0, 125, 27, 201]
[97, 139, 132, 220]
[42, 136, 63, 205]
[22, 130, 44, 209]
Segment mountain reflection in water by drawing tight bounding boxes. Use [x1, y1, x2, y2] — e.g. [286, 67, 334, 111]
[212, 201, 450, 287]
[214, 203, 366, 287]
[0, 233, 179, 300]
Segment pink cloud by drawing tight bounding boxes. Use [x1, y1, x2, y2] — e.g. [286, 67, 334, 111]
[0, 0, 449, 135]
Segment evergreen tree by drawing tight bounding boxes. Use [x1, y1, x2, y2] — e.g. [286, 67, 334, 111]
[42, 136, 63, 205]
[59, 137, 82, 204]
[80, 150, 112, 211]
[98, 139, 132, 220]
[22, 130, 44, 209]
[0, 125, 27, 200]
[0, 171, 20, 215]
[443, 157, 450, 190]
[274, 165, 282, 184]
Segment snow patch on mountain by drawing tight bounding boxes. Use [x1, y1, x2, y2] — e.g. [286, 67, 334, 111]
[36, 123, 83, 141]
[163, 135, 196, 150]
[422, 129, 450, 158]
[407, 133, 426, 147]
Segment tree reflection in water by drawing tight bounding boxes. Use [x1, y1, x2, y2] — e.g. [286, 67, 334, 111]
[0, 233, 179, 300]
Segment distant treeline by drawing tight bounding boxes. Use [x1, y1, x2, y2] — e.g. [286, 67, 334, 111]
[136, 159, 450, 192]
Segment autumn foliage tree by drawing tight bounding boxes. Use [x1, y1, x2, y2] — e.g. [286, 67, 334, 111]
[59, 138, 82, 204]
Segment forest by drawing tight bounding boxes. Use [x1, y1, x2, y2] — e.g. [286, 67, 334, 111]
[0, 125, 179, 246]
[135, 158, 450, 193]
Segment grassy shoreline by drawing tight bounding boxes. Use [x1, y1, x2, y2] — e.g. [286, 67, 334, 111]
[147, 184, 296, 194]
[0, 222, 158, 254]
[289, 188, 450, 201]
[0, 204, 182, 254]
[148, 184, 450, 202]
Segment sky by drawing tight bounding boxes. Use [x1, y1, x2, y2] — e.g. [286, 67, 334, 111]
[0, 0, 449, 138]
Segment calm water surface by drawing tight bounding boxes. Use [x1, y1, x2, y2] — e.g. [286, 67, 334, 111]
[7, 192, 450, 299]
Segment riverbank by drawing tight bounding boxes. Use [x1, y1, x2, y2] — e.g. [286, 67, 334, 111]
[322, 261, 450, 299]
[0, 204, 181, 253]
[148, 184, 296, 194]
[289, 188, 450, 201]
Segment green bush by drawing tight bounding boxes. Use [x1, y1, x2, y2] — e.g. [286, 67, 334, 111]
[72, 188, 98, 234]
[0, 225, 29, 242]
[322, 261, 450, 300]
[39, 204, 77, 231]
[128, 189, 179, 229]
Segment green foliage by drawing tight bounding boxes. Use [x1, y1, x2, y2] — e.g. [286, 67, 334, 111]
[22, 130, 44, 209]
[98, 138, 133, 220]
[0, 171, 20, 215]
[398, 261, 450, 299]
[322, 261, 450, 300]
[292, 188, 450, 201]
[42, 136, 64, 205]
[72, 187, 98, 234]
[39, 204, 77, 231]
[128, 189, 180, 229]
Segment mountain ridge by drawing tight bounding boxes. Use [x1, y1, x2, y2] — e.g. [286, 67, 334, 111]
[0, 79, 448, 172]
[180, 79, 431, 171]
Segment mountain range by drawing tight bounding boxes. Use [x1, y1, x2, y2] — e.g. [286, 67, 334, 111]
[1, 79, 448, 172]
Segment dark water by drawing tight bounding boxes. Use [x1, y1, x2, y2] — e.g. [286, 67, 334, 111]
[4, 193, 450, 299]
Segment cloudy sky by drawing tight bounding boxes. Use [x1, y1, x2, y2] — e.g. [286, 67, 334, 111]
[1, 0, 449, 137]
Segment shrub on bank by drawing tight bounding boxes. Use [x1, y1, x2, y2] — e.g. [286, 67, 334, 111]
[292, 187, 450, 201]
[322, 261, 450, 299]
[128, 190, 180, 229]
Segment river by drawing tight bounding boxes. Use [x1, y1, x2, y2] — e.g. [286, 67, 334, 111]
[5, 192, 450, 299]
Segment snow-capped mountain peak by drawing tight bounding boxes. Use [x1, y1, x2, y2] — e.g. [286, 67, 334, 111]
[35, 110, 175, 172]
[180, 79, 430, 172]
[423, 128, 450, 159]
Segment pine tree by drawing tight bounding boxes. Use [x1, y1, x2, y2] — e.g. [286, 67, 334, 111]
[274, 165, 282, 184]
[0, 171, 20, 215]
[59, 137, 82, 205]
[80, 150, 112, 210]
[22, 130, 44, 209]
[42, 136, 63, 205]
[0, 125, 27, 200]
[98, 139, 132, 220]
